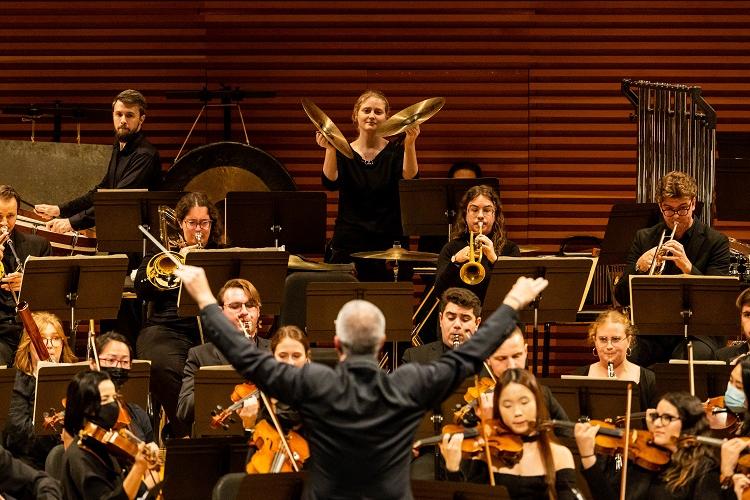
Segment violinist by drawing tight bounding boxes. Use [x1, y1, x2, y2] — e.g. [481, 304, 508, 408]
[439, 368, 578, 499]
[576, 391, 721, 500]
[717, 288, 750, 364]
[0, 185, 52, 366]
[176, 278, 269, 434]
[5, 311, 76, 469]
[572, 309, 657, 410]
[61, 370, 160, 500]
[92, 332, 153, 443]
[135, 191, 224, 438]
[719, 357, 750, 495]
[434, 184, 520, 303]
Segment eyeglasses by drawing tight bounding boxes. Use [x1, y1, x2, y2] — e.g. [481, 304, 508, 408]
[225, 301, 259, 312]
[660, 205, 690, 217]
[595, 336, 625, 346]
[468, 205, 495, 216]
[99, 356, 131, 369]
[42, 337, 63, 348]
[648, 412, 681, 426]
[184, 219, 212, 229]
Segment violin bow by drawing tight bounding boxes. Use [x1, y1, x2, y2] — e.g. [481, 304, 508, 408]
[687, 340, 695, 396]
[88, 319, 101, 371]
[619, 382, 633, 500]
[257, 390, 300, 472]
[474, 375, 496, 487]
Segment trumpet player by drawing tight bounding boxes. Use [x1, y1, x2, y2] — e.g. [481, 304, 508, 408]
[614, 171, 730, 366]
[0, 185, 52, 366]
[435, 185, 520, 304]
[134, 191, 223, 438]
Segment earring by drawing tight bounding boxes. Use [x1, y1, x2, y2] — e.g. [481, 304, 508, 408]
[626, 347, 632, 357]
[592, 347, 598, 358]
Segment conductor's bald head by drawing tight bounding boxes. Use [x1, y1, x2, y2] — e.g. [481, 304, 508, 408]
[334, 300, 386, 357]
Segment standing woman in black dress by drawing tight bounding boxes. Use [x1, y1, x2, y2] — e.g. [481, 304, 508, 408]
[317, 90, 420, 281]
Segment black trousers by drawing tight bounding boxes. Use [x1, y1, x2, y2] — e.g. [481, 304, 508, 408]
[629, 334, 722, 367]
[136, 324, 200, 438]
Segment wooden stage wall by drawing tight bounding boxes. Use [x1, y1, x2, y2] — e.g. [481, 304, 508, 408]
[1, 1, 749, 373]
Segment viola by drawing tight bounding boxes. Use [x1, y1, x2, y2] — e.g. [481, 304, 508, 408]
[549, 419, 671, 471]
[114, 398, 133, 430]
[80, 421, 161, 471]
[703, 395, 741, 435]
[211, 382, 260, 430]
[453, 376, 495, 424]
[413, 420, 524, 469]
[246, 419, 309, 474]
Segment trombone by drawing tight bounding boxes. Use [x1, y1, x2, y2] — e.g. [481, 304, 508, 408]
[459, 222, 486, 285]
[648, 222, 678, 276]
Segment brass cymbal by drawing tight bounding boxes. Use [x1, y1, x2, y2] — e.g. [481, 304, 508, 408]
[729, 236, 750, 255]
[351, 248, 439, 262]
[518, 245, 541, 253]
[301, 98, 354, 159]
[376, 97, 445, 137]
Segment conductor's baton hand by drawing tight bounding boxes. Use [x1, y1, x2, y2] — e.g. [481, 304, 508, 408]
[173, 265, 217, 309]
[502, 277, 548, 310]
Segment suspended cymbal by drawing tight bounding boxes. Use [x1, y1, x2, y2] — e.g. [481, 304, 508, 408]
[351, 248, 439, 262]
[518, 245, 541, 253]
[376, 97, 445, 137]
[729, 236, 750, 255]
[301, 98, 354, 159]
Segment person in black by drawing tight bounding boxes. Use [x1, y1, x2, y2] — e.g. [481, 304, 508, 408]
[5, 312, 76, 470]
[0, 185, 52, 366]
[61, 370, 160, 500]
[614, 171, 730, 366]
[317, 90, 420, 281]
[719, 357, 750, 497]
[572, 309, 657, 410]
[34, 89, 161, 233]
[175, 262, 548, 500]
[716, 288, 750, 364]
[135, 191, 224, 438]
[440, 369, 578, 499]
[575, 391, 721, 500]
[435, 184, 520, 304]
[0, 443, 61, 500]
[176, 278, 270, 434]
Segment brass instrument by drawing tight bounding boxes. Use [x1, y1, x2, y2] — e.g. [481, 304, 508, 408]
[459, 222, 486, 285]
[145, 206, 186, 290]
[647, 222, 678, 276]
[0, 226, 8, 279]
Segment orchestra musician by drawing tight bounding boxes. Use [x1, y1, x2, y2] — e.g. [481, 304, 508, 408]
[439, 368, 578, 498]
[0, 442, 62, 499]
[176, 278, 269, 434]
[175, 262, 547, 500]
[61, 370, 160, 500]
[572, 309, 657, 409]
[719, 357, 750, 495]
[317, 90, 420, 281]
[34, 89, 162, 234]
[435, 184, 520, 303]
[575, 391, 721, 499]
[614, 171, 730, 366]
[716, 288, 750, 364]
[134, 191, 223, 439]
[5, 312, 76, 470]
[0, 185, 52, 366]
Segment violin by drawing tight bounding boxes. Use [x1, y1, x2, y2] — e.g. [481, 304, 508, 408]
[80, 421, 161, 471]
[550, 419, 671, 471]
[413, 420, 524, 469]
[703, 395, 741, 435]
[211, 382, 260, 430]
[246, 419, 309, 474]
[43, 397, 66, 432]
[453, 376, 495, 424]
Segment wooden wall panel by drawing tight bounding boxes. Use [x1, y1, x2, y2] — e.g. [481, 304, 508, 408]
[2, 1, 750, 373]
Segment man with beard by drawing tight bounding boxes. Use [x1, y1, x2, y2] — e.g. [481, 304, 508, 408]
[34, 89, 162, 232]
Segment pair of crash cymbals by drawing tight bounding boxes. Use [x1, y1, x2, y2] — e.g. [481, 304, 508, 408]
[301, 96, 445, 159]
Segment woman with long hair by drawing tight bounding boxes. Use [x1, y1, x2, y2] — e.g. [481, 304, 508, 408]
[719, 357, 750, 496]
[5, 311, 77, 469]
[439, 368, 577, 499]
[576, 391, 720, 499]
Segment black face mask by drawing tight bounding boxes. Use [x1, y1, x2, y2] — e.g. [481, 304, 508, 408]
[101, 367, 130, 389]
[90, 401, 120, 430]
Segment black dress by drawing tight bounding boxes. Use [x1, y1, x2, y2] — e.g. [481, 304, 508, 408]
[572, 364, 658, 410]
[451, 459, 579, 499]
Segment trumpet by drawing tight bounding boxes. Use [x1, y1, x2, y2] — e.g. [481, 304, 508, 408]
[647, 222, 678, 276]
[459, 222, 486, 285]
[0, 226, 7, 279]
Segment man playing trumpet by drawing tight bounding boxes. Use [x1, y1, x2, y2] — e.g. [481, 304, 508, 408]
[615, 171, 730, 365]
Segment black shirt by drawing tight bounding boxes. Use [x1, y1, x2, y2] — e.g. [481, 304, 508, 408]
[0, 229, 52, 323]
[62, 439, 145, 500]
[0, 443, 60, 500]
[199, 300, 521, 499]
[452, 459, 579, 499]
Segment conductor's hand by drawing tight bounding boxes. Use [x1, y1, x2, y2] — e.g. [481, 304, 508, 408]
[173, 265, 217, 309]
[45, 218, 73, 234]
[501, 277, 548, 311]
[1, 272, 23, 293]
[34, 204, 60, 221]
[315, 131, 335, 151]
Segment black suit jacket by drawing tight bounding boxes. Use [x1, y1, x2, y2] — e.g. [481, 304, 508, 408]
[614, 219, 729, 306]
[176, 337, 270, 427]
[0, 229, 52, 323]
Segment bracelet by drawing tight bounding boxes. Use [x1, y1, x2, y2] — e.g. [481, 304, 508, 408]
[579, 453, 595, 459]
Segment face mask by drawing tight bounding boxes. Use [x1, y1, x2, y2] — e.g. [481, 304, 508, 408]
[101, 367, 130, 390]
[724, 382, 746, 411]
[91, 401, 120, 430]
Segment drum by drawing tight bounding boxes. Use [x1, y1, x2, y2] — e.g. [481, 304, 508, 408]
[15, 209, 97, 256]
[729, 249, 749, 281]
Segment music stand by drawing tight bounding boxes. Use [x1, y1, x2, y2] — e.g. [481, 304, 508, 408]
[0, 367, 16, 439]
[94, 190, 184, 253]
[178, 249, 289, 316]
[483, 257, 596, 376]
[550, 376, 642, 422]
[224, 191, 327, 254]
[118, 360, 150, 412]
[33, 362, 90, 435]
[193, 365, 245, 437]
[399, 178, 501, 238]
[20, 255, 129, 346]
[651, 361, 732, 402]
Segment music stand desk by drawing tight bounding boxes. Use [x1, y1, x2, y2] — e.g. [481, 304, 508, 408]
[651, 361, 732, 401]
[34, 362, 90, 435]
[193, 365, 245, 438]
[544, 376, 642, 423]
